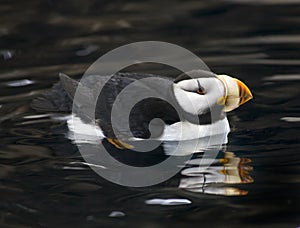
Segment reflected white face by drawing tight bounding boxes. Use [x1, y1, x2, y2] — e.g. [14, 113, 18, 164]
[173, 77, 225, 115]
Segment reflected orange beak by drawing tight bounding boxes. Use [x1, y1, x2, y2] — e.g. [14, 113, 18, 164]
[217, 75, 253, 112]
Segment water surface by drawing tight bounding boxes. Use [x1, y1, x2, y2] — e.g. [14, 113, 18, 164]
[0, 0, 299, 227]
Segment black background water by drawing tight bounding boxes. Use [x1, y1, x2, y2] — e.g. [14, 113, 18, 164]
[0, 0, 299, 227]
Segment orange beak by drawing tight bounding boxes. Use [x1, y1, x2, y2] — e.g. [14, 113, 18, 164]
[217, 75, 253, 112]
[235, 78, 253, 106]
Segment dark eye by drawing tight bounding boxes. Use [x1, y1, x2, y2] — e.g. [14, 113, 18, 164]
[196, 80, 206, 95]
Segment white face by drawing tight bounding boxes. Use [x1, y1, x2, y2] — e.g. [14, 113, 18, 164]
[173, 77, 226, 115]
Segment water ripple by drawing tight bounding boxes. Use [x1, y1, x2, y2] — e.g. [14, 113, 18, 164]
[145, 198, 192, 206]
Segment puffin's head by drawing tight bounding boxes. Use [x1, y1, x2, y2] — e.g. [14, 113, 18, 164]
[173, 71, 253, 115]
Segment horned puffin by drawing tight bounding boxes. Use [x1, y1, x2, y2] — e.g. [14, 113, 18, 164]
[31, 70, 252, 149]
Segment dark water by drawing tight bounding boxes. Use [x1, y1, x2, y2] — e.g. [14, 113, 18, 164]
[0, 0, 299, 227]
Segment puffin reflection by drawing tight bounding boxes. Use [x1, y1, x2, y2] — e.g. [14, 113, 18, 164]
[179, 151, 253, 196]
[98, 136, 253, 196]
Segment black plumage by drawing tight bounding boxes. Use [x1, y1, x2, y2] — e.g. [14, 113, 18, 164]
[32, 72, 225, 139]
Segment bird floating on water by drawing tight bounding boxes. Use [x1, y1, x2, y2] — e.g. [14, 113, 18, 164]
[32, 70, 252, 149]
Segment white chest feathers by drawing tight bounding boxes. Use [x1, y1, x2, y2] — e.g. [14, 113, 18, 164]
[66, 114, 230, 142]
[159, 117, 230, 141]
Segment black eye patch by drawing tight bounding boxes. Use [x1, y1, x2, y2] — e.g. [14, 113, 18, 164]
[176, 79, 206, 95]
[196, 80, 206, 95]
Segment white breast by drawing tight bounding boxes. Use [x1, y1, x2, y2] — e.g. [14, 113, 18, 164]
[66, 114, 230, 143]
[159, 117, 230, 141]
[66, 115, 104, 143]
